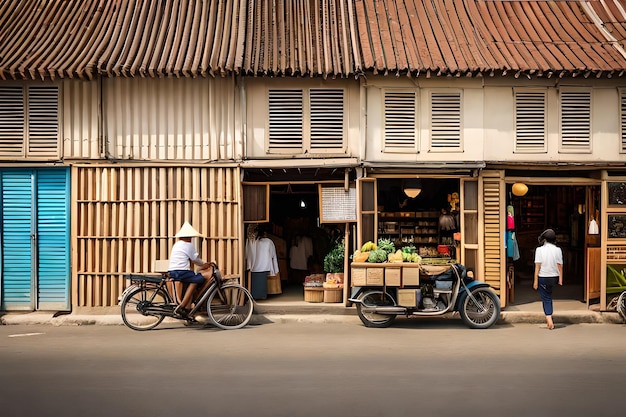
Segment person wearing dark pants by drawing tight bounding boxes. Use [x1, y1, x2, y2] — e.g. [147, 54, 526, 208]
[533, 228, 563, 330]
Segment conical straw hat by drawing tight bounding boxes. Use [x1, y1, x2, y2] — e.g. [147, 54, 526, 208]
[175, 221, 202, 238]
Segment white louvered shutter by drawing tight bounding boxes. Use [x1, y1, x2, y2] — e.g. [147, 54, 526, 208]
[27, 85, 59, 157]
[560, 91, 591, 151]
[268, 89, 303, 151]
[515, 91, 546, 152]
[384, 91, 416, 149]
[0, 86, 25, 157]
[310, 89, 344, 150]
[431, 92, 461, 149]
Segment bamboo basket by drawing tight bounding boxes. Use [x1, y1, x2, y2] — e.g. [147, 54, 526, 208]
[304, 287, 324, 303]
[323, 288, 343, 303]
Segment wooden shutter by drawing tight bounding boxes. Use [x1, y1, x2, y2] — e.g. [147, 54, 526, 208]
[0, 86, 25, 157]
[560, 90, 591, 151]
[27, 86, 59, 157]
[515, 91, 546, 152]
[384, 90, 416, 149]
[430, 91, 461, 149]
[481, 171, 504, 296]
[357, 178, 377, 249]
[310, 89, 344, 150]
[268, 89, 303, 150]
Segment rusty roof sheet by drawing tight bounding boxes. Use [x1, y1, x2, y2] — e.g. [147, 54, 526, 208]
[0, 0, 625, 80]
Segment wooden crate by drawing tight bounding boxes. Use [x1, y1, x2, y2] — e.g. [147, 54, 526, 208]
[366, 267, 384, 286]
[304, 287, 324, 303]
[402, 265, 420, 286]
[385, 267, 401, 286]
[397, 289, 417, 307]
[351, 266, 367, 286]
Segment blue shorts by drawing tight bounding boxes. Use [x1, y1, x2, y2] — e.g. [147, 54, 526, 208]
[169, 270, 205, 285]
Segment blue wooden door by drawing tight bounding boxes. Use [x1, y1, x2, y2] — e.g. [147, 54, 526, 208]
[0, 168, 69, 311]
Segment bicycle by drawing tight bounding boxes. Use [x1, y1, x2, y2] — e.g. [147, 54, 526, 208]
[119, 262, 254, 331]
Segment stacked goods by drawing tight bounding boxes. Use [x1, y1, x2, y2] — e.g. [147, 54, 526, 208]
[352, 239, 421, 264]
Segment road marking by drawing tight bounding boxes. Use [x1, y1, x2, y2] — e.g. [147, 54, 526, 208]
[8, 332, 45, 338]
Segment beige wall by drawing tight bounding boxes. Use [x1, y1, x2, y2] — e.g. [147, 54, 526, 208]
[483, 77, 625, 163]
[102, 76, 242, 161]
[363, 76, 485, 163]
[245, 77, 361, 159]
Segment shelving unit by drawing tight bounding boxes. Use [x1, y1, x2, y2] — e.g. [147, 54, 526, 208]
[378, 211, 440, 246]
[515, 195, 546, 231]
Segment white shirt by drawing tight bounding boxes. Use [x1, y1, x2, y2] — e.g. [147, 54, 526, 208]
[289, 236, 313, 270]
[534, 242, 563, 277]
[249, 237, 279, 275]
[169, 240, 205, 270]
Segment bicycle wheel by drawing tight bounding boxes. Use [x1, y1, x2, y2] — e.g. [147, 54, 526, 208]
[207, 284, 254, 330]
[121, 287, 169, 331]
[618, 291, 626, 321]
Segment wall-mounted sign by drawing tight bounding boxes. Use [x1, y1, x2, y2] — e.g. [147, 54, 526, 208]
[320, 186, 357, 223]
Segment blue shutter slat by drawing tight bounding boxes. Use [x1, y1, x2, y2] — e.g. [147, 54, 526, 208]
[36, 169, 69, 309]
[1, 171, 33, 308]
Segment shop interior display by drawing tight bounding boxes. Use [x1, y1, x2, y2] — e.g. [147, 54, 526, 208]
[377, 178, 460, 258]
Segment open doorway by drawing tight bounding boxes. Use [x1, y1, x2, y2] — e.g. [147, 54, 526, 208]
[508, 185, 590, 304]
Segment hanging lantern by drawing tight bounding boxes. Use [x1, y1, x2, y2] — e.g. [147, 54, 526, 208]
[512, 183, 528, 197]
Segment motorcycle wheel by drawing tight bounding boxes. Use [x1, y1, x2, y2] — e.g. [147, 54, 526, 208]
[459, 287, 500, 329]
[356, 290, 397, 328]
[617, 291, 626, 322]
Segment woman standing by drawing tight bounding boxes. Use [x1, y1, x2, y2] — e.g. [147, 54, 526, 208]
[533, 228, 563, 329]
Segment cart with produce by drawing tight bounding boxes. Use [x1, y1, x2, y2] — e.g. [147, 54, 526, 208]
[348, 239, 500, 329]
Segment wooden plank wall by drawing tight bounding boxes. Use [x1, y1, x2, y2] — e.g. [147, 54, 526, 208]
[71, 165, 241, 307]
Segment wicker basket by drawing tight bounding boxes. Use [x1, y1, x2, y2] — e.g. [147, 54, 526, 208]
[323, 288, 343, 303]
[304, 287, 324, 303]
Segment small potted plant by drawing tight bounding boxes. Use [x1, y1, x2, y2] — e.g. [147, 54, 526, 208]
[323, 240, 345, 282]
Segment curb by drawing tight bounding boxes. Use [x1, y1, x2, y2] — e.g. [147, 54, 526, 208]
[1, 311, 623, 326]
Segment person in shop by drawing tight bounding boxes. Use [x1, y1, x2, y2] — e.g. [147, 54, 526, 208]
[248, 224, 279, 300]
[289, 234, 313, 283]
[168, 221, 214, 317]
[533, 228, 563, 330]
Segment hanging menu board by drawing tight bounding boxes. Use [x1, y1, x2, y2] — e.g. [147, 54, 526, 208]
[320, 186, 357, 222]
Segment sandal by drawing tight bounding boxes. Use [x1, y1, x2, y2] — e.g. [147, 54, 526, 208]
[174, 305, 189, 318]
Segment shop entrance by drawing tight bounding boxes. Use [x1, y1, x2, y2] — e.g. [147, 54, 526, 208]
[508, 184, 592, 304]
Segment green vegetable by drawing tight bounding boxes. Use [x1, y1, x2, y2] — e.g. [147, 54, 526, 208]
[377, 238, 395, 255]
[367, 249, 388, 263]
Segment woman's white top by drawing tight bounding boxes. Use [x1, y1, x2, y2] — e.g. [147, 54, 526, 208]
[534, 242, 563, 277]
[248, 237, 279, 275]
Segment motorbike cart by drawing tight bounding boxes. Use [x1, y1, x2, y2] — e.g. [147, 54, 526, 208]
[348, 263, 501, 329]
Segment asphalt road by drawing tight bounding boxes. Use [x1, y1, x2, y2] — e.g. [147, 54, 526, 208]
[1, 320, 625, 417]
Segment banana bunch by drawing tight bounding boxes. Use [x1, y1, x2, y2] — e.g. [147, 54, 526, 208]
[361, 241, 377, 252]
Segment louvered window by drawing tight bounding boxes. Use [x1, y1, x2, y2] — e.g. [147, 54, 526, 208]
[560, 90, 591, 152]
[620, 90, 626, 153]
[515, 91, 546, 152]
[268, 88, 345, 153]
[0, 85, 59, 159]
[430, 91, 461, 150]
[384, 90, 417, 150]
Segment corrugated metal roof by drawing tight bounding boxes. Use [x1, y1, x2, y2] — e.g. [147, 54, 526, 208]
[0, 0, 625, 80]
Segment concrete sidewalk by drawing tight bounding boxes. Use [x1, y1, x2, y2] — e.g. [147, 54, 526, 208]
[1, 300, 623, 326]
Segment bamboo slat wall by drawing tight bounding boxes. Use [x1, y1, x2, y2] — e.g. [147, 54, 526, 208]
[72, 165, 241, 307]
[103, 76, 241, 161]
[481, 170, 504, 296]
[62, 79, 101, 160]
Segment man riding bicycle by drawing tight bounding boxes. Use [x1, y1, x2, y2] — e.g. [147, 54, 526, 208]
[169, 221, 213, 317]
